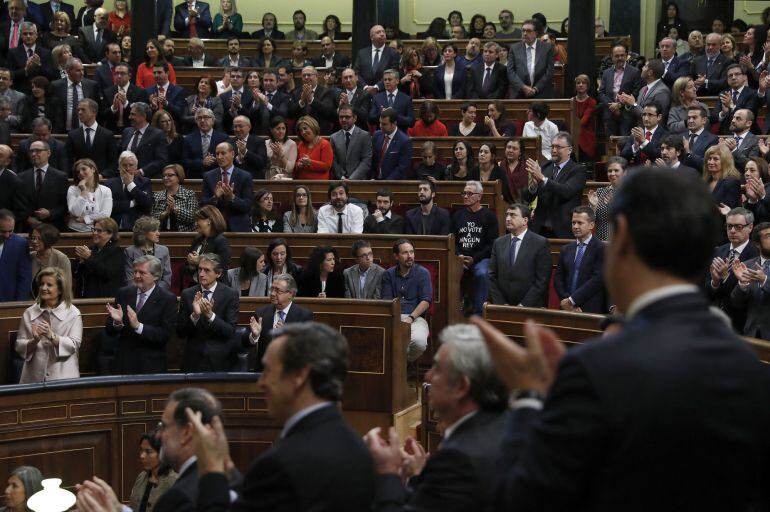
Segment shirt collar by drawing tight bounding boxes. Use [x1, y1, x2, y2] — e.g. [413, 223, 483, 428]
[202, 282, 217, 295]
[177, 456, 197, 476]
[731, 239, 750, 254]
[220, 164, 234, 174]
[138, 284, 155, 297]
[512, 228, 527, 240]
[443, 410, 478, 441]
[84, 121, 98, 130]
[281, 402, 333, 438]
[625, 284, 700, 319]
[577, 234, 592, 245]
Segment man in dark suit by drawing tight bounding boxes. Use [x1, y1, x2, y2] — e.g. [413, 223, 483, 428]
[106, 255, 177, 374]
[659, 37, 690, 89]
[173, 0, 212, 38]
[145, 61, 185, 123]
[215, 36, 252, 68]
[0, 145, 29, 223]
[710, 63, 758, 135]
[102, 62, 148, 132]
[405, 180, 451, 236]
[74, 0, 99, 30]
[707, 207, 759, 331]
[105, 150, 153, 230]
[364, 188, 405, 234]
[230, 115, 266, 179]
[338, 67, 371, 131]
[92, 42, 122, 95]
[620, 103, 667, 164]
[182, 107, 229, 179]
[251, 11, 284, 40]
[368, 70, 415, 131]
[66, 98, 117, 178]
[507, 19, 554, 99]
[554, 206, 606, 313]
[49, 57, 101, 133]
[522, 132, 587, 238]
[155, 0, 171, 36]
[178, 253, 239, 372]
[260, 69, 289, 120]
[77, 8, 115, 64]
[690, 32, 729, 95]
[7, 22, 56, 94]
[489, 203, 550, 307]
[39, 1, 76, 34]
[313, 37, 351, 69]
[242, 273, 312, 370]
[682, 104, 719, 170]
[468, 41, 509, 100]
[657, 135, 701, 180]
[119, 102, 167, 178]
[16, 117, 69, 174]
[288, 66, 337, 135]
[367, 323, 507, 512]
[725, 108, 759, 171]
[18, 139, 68, 231]
[598, 43, 644, 136]
[201, 141, 253, 233]
[371, 108, 412, 180]
[0, 0, 35, 57]
[354, 24, 399, 92]
[219, 67, 253, 133]
[0, 208, 30, 301]
[330, 104, 371, 180]
[731, 221, 770, 340]
[181, 37, 216, 67]
[191, 322, 374, 512]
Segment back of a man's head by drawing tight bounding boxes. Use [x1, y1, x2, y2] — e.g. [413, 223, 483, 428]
[168, 387, 222, 428]
[610, 168, 720, 281]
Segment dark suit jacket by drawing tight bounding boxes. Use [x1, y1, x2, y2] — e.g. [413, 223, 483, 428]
[405, 204, 452, 236]
[145, 82, 186, 122]
[177, 282, 239, 372]
[40, 2, 76, 33]
[262, 89, 289, 119]
[105, 175, 153, 229]
[553, 236, 606, 313]
[0, 233, 30, 301]
[17, 137, 69, 177]
[106, 284, 178, 374]
[93, 61, 115, 95]
[18, 166, 69, 230]
[181, 53, 216, 67]
[368, 90, 415, 130]
[522, 160, 587, 238]
[0, 169, 29, 223]
[673, 163, 702, 181]
[76, 239, 125, 298]
[288, 85, 336, 135]
[372, 128, 412, 180]
[77, 24, 116, 63]
[373, 410, 506, 512]
[597, 65, 644, 107]
[219, 87, 253, 132]
[354, 44, 400, 89]
[154, 459, 198, 512]
[711, 178, 742, 209]
[507, 40, 555, 98]
[243, 302, 313, 370]
[690, 52, 730, 95]
[620, 126, 668, 164]
[682, 129, 719, 173]
[216, 55, 253, 68]
[74, 5, 96, 30]
[66, 125, 118, 177]
[7, 44, 56, 94]
[497, 292, 770, 511]
[468, 61, 509, 99]
[181, 130, 229, 179]
[119, 125, 168, 178]
[707, 241, 760, 331]
[489, 230, 551, 306]
[200, 166, 253, 232]
[364, 212, 405, 234]
[101, 83, 148, 131]
[339, 87, 372, 130]
[432, 61, 469, 99]
[156, 0, 172, 36]
[231, 135, 267, 179]
[710, 86, 759, 134]
[49, 77, 102, 132]
[730, 256, 770, 340]
[173, 1, 212, 38]
[197, 405, 374, 512]
[312, 52, 351, 69]
[251, 28, 285, 40]
[661, 54, 690, 89]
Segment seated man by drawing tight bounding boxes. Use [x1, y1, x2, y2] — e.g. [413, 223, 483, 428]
[554, 206, 607, 313]
[730, 221, 770, 340]
[489, 203, 550, 307]
[405, 180, 451, 236]
[364, 188, 405, 234]
[183, 37, 216, 67]
[371, 108, 412, 180]
[18, 140, 68, 231]
[316, 181, 364, 234]
[620, 103, 667, 165]
[230, 115, 267, 179]
[344, 240, 385, 299]
[216, 36, 252, 67]
[382, 239, 432, 362]
[105, 150, 153, 230]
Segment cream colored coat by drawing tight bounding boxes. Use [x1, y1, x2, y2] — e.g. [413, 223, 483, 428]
[15, 302, 83, 383]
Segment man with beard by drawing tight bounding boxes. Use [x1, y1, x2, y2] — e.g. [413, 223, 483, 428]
[330, 103, 371, 179]
[405, 180, 451, 235]
[363, 188, 405, 234]
[316, 181, 364, 234]
[285, 9, 317, 41]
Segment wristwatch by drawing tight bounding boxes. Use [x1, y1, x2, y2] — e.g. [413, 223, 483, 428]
[508, 389, 546, 409]
[407, 314, 415, 321]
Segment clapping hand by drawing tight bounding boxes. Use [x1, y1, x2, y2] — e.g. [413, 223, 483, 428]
[719, 90, 733, 112]
[249, 316, 262, 338]
[199, 296, 214, 319]
[732, 259, 750, 285]
[75, 245, 92, 261]
[126, 305, 139, 330]
[758, 138, 769, 157]
[220, 182, 234, 200]
[710, 257, 729, 285]
[75, 476, 122, 512]
[364, 426, 404, 475]
[106, 303, 124, 325]
[587, 189, 598, 208]
[192, 291, 203, 316]
[400, 436, 428, 480]
[203, 153, 216, 167]
[525, 158, 544, 182]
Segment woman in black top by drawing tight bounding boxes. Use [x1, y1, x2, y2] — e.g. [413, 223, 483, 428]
[187, 205, 231, 282]
[297, 245, 345, 298]
[151, 110, 183, 166]
[656, 1, 688, 43]
[251, 188, 284, 233]
[468, 142, 513, 203]
[263, 238, 303, 295]
[75, 217, 125, 298]
[321, 14, 351, 40]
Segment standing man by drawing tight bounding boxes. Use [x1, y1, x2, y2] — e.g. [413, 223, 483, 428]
[173, 0, 212, 38]
[618, 59, 671, 123]
[119, 102, 168, 178]
[731, 222, 770, 340]
[330, 104, 372, 180]
[50, 57, 101, 133]
[285, 9, 317, 41]
[66, 98, 118, 178]
[260, 69, 289, 119]
[468, 42, 509, 100]
[363, 188, 405, 234]
[354, 24, 399, 92]
[156, 0, 172, 37]
[338, 67, 371, 130]
[316, 181, 364, 234]
[371, 108, 412, 180]
[287, 66, 336, 135]
[382, 239, 432, 363]
[146, 62, 186, 123]
[659, 37, 690, 88]
[0, 209, 30, 301]
[710, 64, 758, 135]
[7, 22, 55, 95]
[620, 103, 667, 164]
[368, 70, 414, 130]
[690, 32, 729, 95]
[682, 104, 719, 171]
[92, 42, 123, 95]
[522, 132, 587, 239]
[553, 206, 606, 313]
[105, 150, 153, 230]
[103, 62, 149, 132]
[405, 180, 451, 236]
[488, 203, 550, 307]
[177, 253, 239, 372]
[78, 8, 115, 64]
[507, 19, 554, 99]
[0, 145, 29, 223]
[200, 141, 253, 233]
[181, 107, 228, 179]
[597, 43, 644, 137]
[106, 255, 177, 374]
[344, 240, 385, 299]
[242, 273, 312, 370]
[723, 108, 759, 172]
[18, 140, 68, 231]
[219, 68, 253, 133]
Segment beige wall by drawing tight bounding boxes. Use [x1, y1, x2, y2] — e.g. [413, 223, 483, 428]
[735, 1, 770, 24]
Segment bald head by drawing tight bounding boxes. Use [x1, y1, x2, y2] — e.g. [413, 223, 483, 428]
[370, 24, 386, 47]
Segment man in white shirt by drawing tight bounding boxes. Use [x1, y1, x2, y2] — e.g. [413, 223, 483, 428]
[731, 222, 770, 340]
[620, 103, 666, 164]
[316, 181, 364, 234]
[522, 102, 559, 161]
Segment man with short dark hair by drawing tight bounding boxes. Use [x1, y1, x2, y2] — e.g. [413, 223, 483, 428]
[507, 19, 554, 99]
[216, 36, 252, 67]
[468, 42, 509, 99]
[201, 141, 253, 233]
[597, 43, 644, 136]
[103, 62, 148, 132]
[371, 108, 412, 180]
[731, 222, 770, 340]
[285, 9, 317, 40]
[344, 241, 385, 299]
[330, 103, 372, 180]
[92, 42, 123, 95]
[723, 108, 759, 171]
[682, 104, 719, 170]
[162, 37, 185, 68]
[496, 9, 522, 39]
[0, 209, 30, 301]
[316, 181, 364, 234]
[18, 139, 68, 230]
[405, 180, 451, 236]
[656, 134, 701, 180]
[182, 107, 229, 179]
[66, 98, 118, 178]
[620, 103, 667, 164]
[658, 37, 690, 88]
[260, 69, 289, 119]
[119, 101, 168, 178]
[619, 58, 671, 122]
[146, 61, 185, 122]
[364, 188, 405, 234]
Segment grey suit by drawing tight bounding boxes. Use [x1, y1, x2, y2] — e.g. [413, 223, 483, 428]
[343, 263, 385, 299]
[226, 268, 268, 297]
[124, 244, 172, 290]
[330, 126, 373, 180]
[730, 256, 770, 340]
[730, 132, 759, 171]
[0, 89, 25, 130]
[488, 230, 551, 307]
[506, 40, 555, 99]
[629, 79, 672, 121]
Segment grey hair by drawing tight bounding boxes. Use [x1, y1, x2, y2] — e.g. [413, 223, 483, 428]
[65, 57, 82, 70]
[31, 116, 52, 131]
[466, 180, 483, 194]
[79, 97, 99, 113]
[133, 254, 162, 282]
[482, 41, 500, 52]
[233, 114, 251, 126]
[728, 207, 754, 225]
[273, 273, 297, 295]
[132, 215, 160, 245]
[118, 150, 138, 165]
[131, 101, 152, 120]
[383, 68, 401, 80]
[9, 466, 43, 501]
[20, 21, 37, 32]
[606, 156, 628, 168]
[198, 253, 223, 274]
[195, 107, 214, 119]
[438, 324, 507, 409]
[189, 37, 205, 48]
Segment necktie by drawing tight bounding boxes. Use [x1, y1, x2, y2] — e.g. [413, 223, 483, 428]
[483, 67, 492, 93]
[110, 65, 116, 83]
[735, 135, 742, 147]
[71, 84, 79, 130]
[189, 6, 198, 38]
[526, 45, 534, 84]
[689, 133, 697, 147]
[277, 309, 286, 326]
[130, 129, 141, 151]
[27, 48, 33, 59]
[373, 48, 380, 70]
[267, 92, 274, 102]
[707, 57, 715, 73]
[645, 131, 652, 141]
[377, 135, 390, 179]
[10, 23, 18, 49]
[387, 93, 394, 107]
[201, 133, 210, 155]
[222, 170, 229, 186]
[53, 3, 59, 13]
[639, 85, 649, 103]
[203, 289, 211, 300]
[337, 212, 343, 233]
[728, 248, 738, 263]
[663, 60, 670, 75]
[35, 168, 43, 194]
[509, 236, 519, 266]
[85, 127, 92, 147]
[571, 242, 586, 294]
[345, 131, 351, 150]
[95, 28, 102, 46]
[553, 164, 562, 181]
[136, 292, 146, 311]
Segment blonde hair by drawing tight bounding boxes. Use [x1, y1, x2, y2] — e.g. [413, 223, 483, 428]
[73, 158, 99, 192]
[702, 144, 741, 182]
[296, 115, 320, 138]
[36, 266, 73, 307]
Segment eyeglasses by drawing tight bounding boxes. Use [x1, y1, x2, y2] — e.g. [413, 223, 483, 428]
[460, 191, 479, 197]
[270, 287, 291, 294]
[552, 144, 572, 150]
[162, 173, 177, 178]
[726, 223, 749, 231]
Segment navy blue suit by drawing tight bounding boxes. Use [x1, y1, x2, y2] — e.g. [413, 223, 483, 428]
[173, 1, 212, 38]
[0, 233, 31, 301]
[433, 61, 469, 99]
[145, 82, 186, 123]
[264, 90, 289, 119]
[709, 86, 759, 134]
[201, 166, 254, 232]
[620, 126, 668, 164]
[119, 125, 168, 178]
[553, 236, 606, 313]
[156, 0, 172, 36]
[182, 130, 229, 179]
[661, 55, 690, 88]
[372, 129, 412, 180]
[354, 44, 400, 89]
[683, 129, 719, 170]
[105, 175, 153, 229]
[369, 90, 415, 131]
[7, 45, 56, 94]
[93, 61, 115, 95]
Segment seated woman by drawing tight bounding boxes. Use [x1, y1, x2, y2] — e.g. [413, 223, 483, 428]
[2, 466, 43, 512]
[151, 111, 183, 166]
[414, 141, 447, 181]
[251, 188, 284, 233]
[449, 102, 486, 137]
[482, 22, 497, 40]
[16, 267, 82, 383]
[295, 116, 333, 180]
[29, 223, 72, 297]
[290, 40, 312, 69]
[743, 156, 770, 223]
[20, 77, 60, 132]
[75, 217, 125, 298]
[226, 246, 268, 297]
[321, 14, 351, 40]
[297, 245, 345, 298]
[484, 100, 517, 137]
[67, 158, 113, 233]
[253, 37, 289, 69]
[468, 142, 512, 203]
[182, 76, 224, 133]
[187, 205, 231, 282]
[151, 164, 198, 232]
[120, 34, 132, 63]
[212, 0, 243, 40]
[108, 0, 131, 38]
[124, 216, 172, 290]
[408, 101, 448, 137]
[283, 185, 317, 233]
[421, 37, 441, 66]
[444, 140, 473, 180]
[468, 14, 487, 39]
[264, 238, 302, 292]
[129, 431, 177, 512]
[265, 116, 297, 180]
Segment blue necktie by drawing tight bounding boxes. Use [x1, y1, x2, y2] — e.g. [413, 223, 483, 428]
[387, 93, 394, 107]
[509, 236, 519, 267]
[203, 290, 212, 301]
[571, 242, 586, 294]
[278, 310, 286, 322]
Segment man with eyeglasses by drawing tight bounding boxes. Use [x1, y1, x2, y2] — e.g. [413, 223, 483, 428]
[243, 273, 312, 371]
[103, 62, 149, 132]
[344, 240, 384, 299]
[708, 207, 758, 331]
[182, 107, 228, 179]
[710, 63, 757, 136]
[731, 222, 770, 340]
[507, 19, 554, 99]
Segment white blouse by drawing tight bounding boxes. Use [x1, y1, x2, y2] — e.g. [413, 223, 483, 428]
[444, 67, 455, 99]
[67, 184, 113, 232]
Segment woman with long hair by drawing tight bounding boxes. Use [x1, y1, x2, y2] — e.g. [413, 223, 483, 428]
[295, 116, 333, 180]
[720, 33, 741, 64]
[468, 14, 487, 39]
[16, 267, 82, 383]
[136, 38, 176, 89]
[251, 188, 284, 233]
[151, 110, 183, 165]
[499, 138, 528, 204]
[128, 431, 177, 512]
[187, 206, 231, 281]
[67, 158, 113, 233]
[282, 185, 318, 233]
[656, 1, 687, 44]
[445, 140, 473, 180]
[124, 216, 172, 289]
[483, 100, 517, 137]
[226, 247, 268, 297]
[321, 14, 350, 40]
[263, 238, 302, 293]
[740, 25, 767, 88]
[399, 47, 426, 99]
[20, 77, 59, 132]
[75, 217, 125, 298]
[265, 116, 297, 180]
[212, 0, 242, 39]
[408, 101, 448, 137]
[704, 144, 742, 211]
[151, 164, 199, 232]
[253, 37, 288, 69]
[667, 77, 710, 136]
[182, 76, 223, 132]
[2, 467, 43, 512]
[298, 245, 345, 298]
[433, 43, 467, 99]
[28, 224, 72, 297]
[742, 156, 770, 221]
[587, 156, 626, 241]
[469, 142, 512, 203]
[108, 0, 131, 37]
[120, 34, 132, 62]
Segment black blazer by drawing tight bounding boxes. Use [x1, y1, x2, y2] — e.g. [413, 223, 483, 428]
[312, 52, 351, 69]
[262, 89, 289, 119]
[153, 459, 198, 512]
[197, 405, 374, 512]
[363, 212, 405, 234]
[7, 44, 56, 94]
[405, 204, 451, 236]
[105, 175, 153, 229]
[488, 230, 551, 307]
[17, 137, 69, 177]
[66, 125, 118, 177]
[690, 52, 730, 95]
[354, 44, 400, 89]
[181, 53, 217, 67]
[297, 272, 345, 299]
[119, 125, 168, 178]
[468, 61, 509, 99]
[620, 126, 668, 164]
[177, 282, 240, 372]
[188, 234, 232, 275]
[707, 240, 760, 331]
[288, 84, 337, 135]
[92, 61, 115, 95]
[49, 78, 102, 133]
[0, 169, 29, 224]
[101, 83, 148, 131]
[18, 166, 69, 230]
[521, 160, 587, 238]
[682, 129, 719, 170]
[77, 24, 117, 64]
[231, 135, 268, 179]
[243, 302, 313, 370]
[553, 236, 606, 313]
[19, 94, 62, 132]
[711, 178, 742, 209]
[251, 28, 285, 40]
[106, 284, 178, 374]
[76, 240, 126, 298]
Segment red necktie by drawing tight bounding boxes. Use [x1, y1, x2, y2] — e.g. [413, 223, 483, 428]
[377, 135, 390, 179]
[10, 22, 18, 49]
[645, 131, 651, 141]
[189, 6, 197, 37]
[222, 171, 229, 186]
